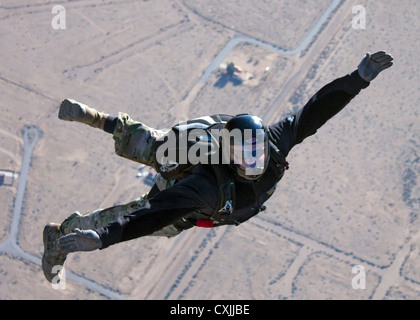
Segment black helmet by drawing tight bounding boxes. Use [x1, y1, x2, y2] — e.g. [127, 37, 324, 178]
[222, 114, 270, 180]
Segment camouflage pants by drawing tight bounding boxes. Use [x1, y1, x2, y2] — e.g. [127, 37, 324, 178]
[60, 113, 180, 238]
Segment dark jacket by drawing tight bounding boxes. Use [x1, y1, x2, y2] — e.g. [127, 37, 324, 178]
[97, 70, 369, 249]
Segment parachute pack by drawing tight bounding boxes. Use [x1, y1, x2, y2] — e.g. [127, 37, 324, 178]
[151, 114, 233, 180]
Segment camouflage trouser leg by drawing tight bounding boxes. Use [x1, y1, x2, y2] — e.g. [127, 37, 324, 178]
[112, 112, 176, 190]
[60, 113, 180, 238]
[60, 197, 181, 238]
[112, 112, 168, 167]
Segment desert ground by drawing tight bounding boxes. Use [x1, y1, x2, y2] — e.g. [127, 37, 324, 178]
[0, 0, 419, 300]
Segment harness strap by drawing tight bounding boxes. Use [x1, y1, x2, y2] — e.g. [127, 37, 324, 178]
[268, 140, 289, 179]
[210, 164, 236, 224]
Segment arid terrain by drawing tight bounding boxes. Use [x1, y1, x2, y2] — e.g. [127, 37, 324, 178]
[0, 0, 419, 300]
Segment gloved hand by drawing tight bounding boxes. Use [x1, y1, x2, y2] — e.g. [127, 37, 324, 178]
[358, 51, 394, 82]
[57, 228, 102, 253]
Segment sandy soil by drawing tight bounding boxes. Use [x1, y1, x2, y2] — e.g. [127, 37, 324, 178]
[0, 0, 419, 300]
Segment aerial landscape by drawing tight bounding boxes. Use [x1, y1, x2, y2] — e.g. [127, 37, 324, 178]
[0, 0, 419, 300]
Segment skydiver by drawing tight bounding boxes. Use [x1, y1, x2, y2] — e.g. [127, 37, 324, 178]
[42, 51, 393, 282]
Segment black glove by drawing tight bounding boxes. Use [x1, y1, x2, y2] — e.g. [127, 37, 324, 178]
[57, 228, 102, 253]
[358, 51, 394, 82]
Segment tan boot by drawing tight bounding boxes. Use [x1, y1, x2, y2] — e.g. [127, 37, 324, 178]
[58, 99, 109, 130]
[42, 223, 68, 283]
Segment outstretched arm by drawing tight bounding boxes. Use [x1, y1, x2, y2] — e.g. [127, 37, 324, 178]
[269, 51, 393, 157]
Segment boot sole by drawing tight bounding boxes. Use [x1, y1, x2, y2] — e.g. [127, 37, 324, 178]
[58, 99, 86, 121]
